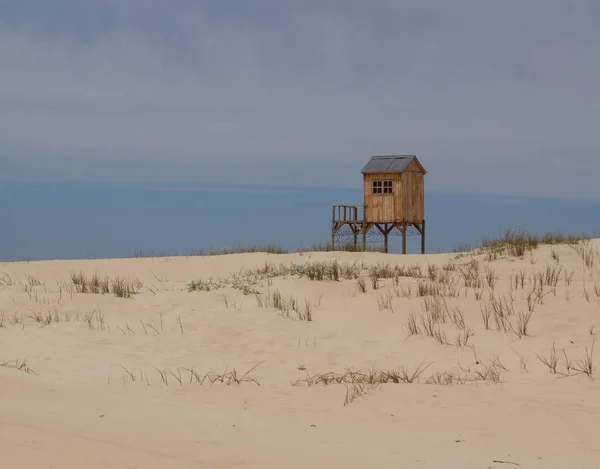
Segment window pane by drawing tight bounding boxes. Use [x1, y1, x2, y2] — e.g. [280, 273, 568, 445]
[372, 180, 392, 194]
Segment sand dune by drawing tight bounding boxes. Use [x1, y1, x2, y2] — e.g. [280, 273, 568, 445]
[2, 242, 600, 468]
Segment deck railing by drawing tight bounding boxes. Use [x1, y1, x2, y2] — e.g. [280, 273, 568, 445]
[332, 205, 362, 223]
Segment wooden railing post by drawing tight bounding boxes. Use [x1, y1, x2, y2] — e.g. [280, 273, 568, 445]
[332, 205, 363, 251]
[331, 206, 336, 250]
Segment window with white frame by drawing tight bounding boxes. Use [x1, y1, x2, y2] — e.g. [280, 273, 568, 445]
[372, 180, 393, 194]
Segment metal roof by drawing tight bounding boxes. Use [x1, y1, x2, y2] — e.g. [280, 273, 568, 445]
[361, 155, 423, 174]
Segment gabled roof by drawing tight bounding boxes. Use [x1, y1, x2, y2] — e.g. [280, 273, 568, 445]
[361, 155, 426, 174]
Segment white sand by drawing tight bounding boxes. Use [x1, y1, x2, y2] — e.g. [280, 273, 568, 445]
[2, 243, 600, 468]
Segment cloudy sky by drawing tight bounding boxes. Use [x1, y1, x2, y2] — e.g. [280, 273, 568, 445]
[1, 0, 599, 197]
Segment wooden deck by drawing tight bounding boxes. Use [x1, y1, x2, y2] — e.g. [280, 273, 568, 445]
[331, 205, 425, 254]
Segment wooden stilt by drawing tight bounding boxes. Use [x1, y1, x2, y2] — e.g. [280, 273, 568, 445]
[384, 224, 389, 253]
[421, 220, 426, 254]
[330, 206, 425, 256]
[331, 206, 336, 250]
[362, 220, 366, 252]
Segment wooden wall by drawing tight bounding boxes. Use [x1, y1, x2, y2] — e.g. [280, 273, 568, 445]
[363, 165, 424, 223]
[401, 170, 424, 221]
[363, 173, 401, 222]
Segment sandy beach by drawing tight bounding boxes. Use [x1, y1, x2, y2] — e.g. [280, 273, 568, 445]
[2, 242, 600, 468]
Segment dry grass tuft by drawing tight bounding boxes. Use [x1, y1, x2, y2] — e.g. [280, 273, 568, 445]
[572, 240, 598, 269]
[561, 341, 595, 377]
[255, 290, 313, 321]
[70, 271, 142, 298]
[457, 259, 481, 288]
[488, 293, 515, 332]
[572, 341, 595, 377]
[1, 358, 37, 375]
[484, 267, 498, 289]
[295, 359, 503, 398]
[511, 310, 533, 338]
[480, 228, 587, 261]
[343, 381, 379, 406]
[293, 362, 433, 388]
[0, 273, 15, 287]
[134, 363, 264, 387]
[534, 342, 559, 374]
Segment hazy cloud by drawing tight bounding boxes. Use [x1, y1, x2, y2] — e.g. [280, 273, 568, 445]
[1, 0, 599, 197]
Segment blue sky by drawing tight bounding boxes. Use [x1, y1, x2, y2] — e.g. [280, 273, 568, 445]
[1, 1, 599, 198]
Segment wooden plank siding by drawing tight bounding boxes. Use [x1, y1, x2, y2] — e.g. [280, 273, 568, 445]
[401, 170, 424, 221]
[364, 168, 424, 223]
[364, 172, 400, 222]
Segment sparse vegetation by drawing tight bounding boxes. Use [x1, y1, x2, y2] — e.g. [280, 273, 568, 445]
[480, 227, 588, 260]
[187, 260, 427, 294]
[416, 279, 459, 298]
[457, 259, 481, 288]
[355, 277, 367, 293]
[0, 273, 15, 287]
[134, 244, 288, 258]
[404, 295, 477, 348]
[480, 305, 491, 330]
[534, 342, 559, 374]
[294, 360, 503, 394]
[572, 239, 597, 269]
[488, 293, 515, 333]
[484, 267, 498, 289]
[0, 308, 197, 336]
[255, 289, 313, 321]
[376, 291, 394, 311]
[1, 358, 37, 375]
[455, 326, 474, 347]
[344, 381, 379, 406]
[118, 363, 264, 387]
[2, 231, 599, 423]
[573, 340, 595, 377]
[27, 307, 62, 326]
[511, 310, 532, 338]
[511, 270, 526, 290]
[70, 271, 142, 298]
[509, 345, 529, 372]
[187, 259, 361, 293]
[293, 362, 433, 387]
